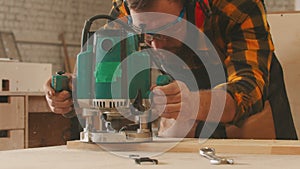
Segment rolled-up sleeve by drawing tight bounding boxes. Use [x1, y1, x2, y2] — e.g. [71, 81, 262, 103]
[215, 1, 274, 126]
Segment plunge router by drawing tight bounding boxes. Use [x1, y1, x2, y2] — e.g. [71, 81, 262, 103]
[74, 15, 154, 143]
[52, 14, 175, 143]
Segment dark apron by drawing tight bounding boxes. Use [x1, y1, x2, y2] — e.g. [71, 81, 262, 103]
[268, 54, 297, 139]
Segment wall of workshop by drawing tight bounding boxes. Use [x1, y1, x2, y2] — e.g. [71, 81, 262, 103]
[0, 0, 296, 74]
[0, 0, 112, 73]
[265, 0, 295, 12]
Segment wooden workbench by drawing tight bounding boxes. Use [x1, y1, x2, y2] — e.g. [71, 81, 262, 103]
[67, 138, 300, 155]
[1, 142, 300, 169]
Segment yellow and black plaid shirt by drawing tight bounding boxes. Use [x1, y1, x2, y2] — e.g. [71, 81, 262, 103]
[203, 0, 274, 126]
[111, 0, 273, 126]
[110, 0, 298, 138]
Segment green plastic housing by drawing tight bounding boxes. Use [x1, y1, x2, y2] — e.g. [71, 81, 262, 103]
[51, 75, 69, 92]
[76, 29, 151, 101]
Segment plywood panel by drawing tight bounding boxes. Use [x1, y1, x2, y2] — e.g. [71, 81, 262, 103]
[67, 138, 300, 155]
[28, 113, 74, 148]
[28, 96, 51, 113]
[2, 146, 300, 169]
[0, 34, 7, 58]
[0, 96, 24, 129]
[0, 129, 24, 150]
[0, 62, 52, 92]
[0, 32, 21, 61]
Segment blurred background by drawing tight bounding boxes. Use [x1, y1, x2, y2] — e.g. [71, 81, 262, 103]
[0, 0, 298, 73]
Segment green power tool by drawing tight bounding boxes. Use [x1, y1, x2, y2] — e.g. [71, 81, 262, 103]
[73, 14, 155, 143]
[51, 71, 69, 92]
[156, 74, 174, 86]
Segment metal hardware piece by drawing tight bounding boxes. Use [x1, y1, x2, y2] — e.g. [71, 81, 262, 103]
[199, 147, 234, 165]
[134, 157, 158, 165]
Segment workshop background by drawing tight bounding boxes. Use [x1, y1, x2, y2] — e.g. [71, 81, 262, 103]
[0, 0, 111, 73]
[0, 0, 300, 150]
[0, 0, 296, 73]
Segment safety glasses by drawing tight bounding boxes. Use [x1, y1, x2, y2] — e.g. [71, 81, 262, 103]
[128, 7, 186, 43]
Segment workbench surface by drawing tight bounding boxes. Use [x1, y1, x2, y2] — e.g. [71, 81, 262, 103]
[1, 145, 300, 169]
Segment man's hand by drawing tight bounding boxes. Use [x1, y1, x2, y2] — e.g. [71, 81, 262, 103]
[43, 74, 74, 115]
[152, 80, 199, 121]
[152, 80, 199, 137]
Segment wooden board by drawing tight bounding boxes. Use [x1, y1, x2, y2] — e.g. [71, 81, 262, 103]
[28, 96, 51, 113]
[67, 138, 300, 155]
[2, 146, 300, 169]
[0, 129, 24, 150]
[0, 32, 21, 61]
[0, 33, 6, 58]
[0, 96, 24, 129]
[28, 113, 74, 148]
[0, 62, 52, 92]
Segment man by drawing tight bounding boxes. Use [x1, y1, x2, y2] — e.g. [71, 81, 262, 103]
[44, 0, 298, 139]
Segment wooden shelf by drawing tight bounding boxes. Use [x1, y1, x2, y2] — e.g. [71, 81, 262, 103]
[0, 92, 77, 150]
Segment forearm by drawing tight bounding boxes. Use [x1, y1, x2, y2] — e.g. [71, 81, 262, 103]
[221, 0, 273, 125]
[196, 89, 236, 123]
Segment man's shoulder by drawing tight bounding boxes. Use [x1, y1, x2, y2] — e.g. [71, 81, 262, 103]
[213, 0, 260, 23]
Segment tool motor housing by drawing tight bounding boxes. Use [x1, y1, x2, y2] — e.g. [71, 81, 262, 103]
[76, 28, 152, 143]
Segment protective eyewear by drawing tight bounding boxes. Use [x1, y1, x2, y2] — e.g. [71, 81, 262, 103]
[128, 7, 186, 42]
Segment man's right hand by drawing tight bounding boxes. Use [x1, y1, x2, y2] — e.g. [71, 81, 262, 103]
[43, 76, 74, 115]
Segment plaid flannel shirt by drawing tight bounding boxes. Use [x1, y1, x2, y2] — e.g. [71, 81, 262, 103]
[203, 0, 274, 126]
[111, 0, 274, 126]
